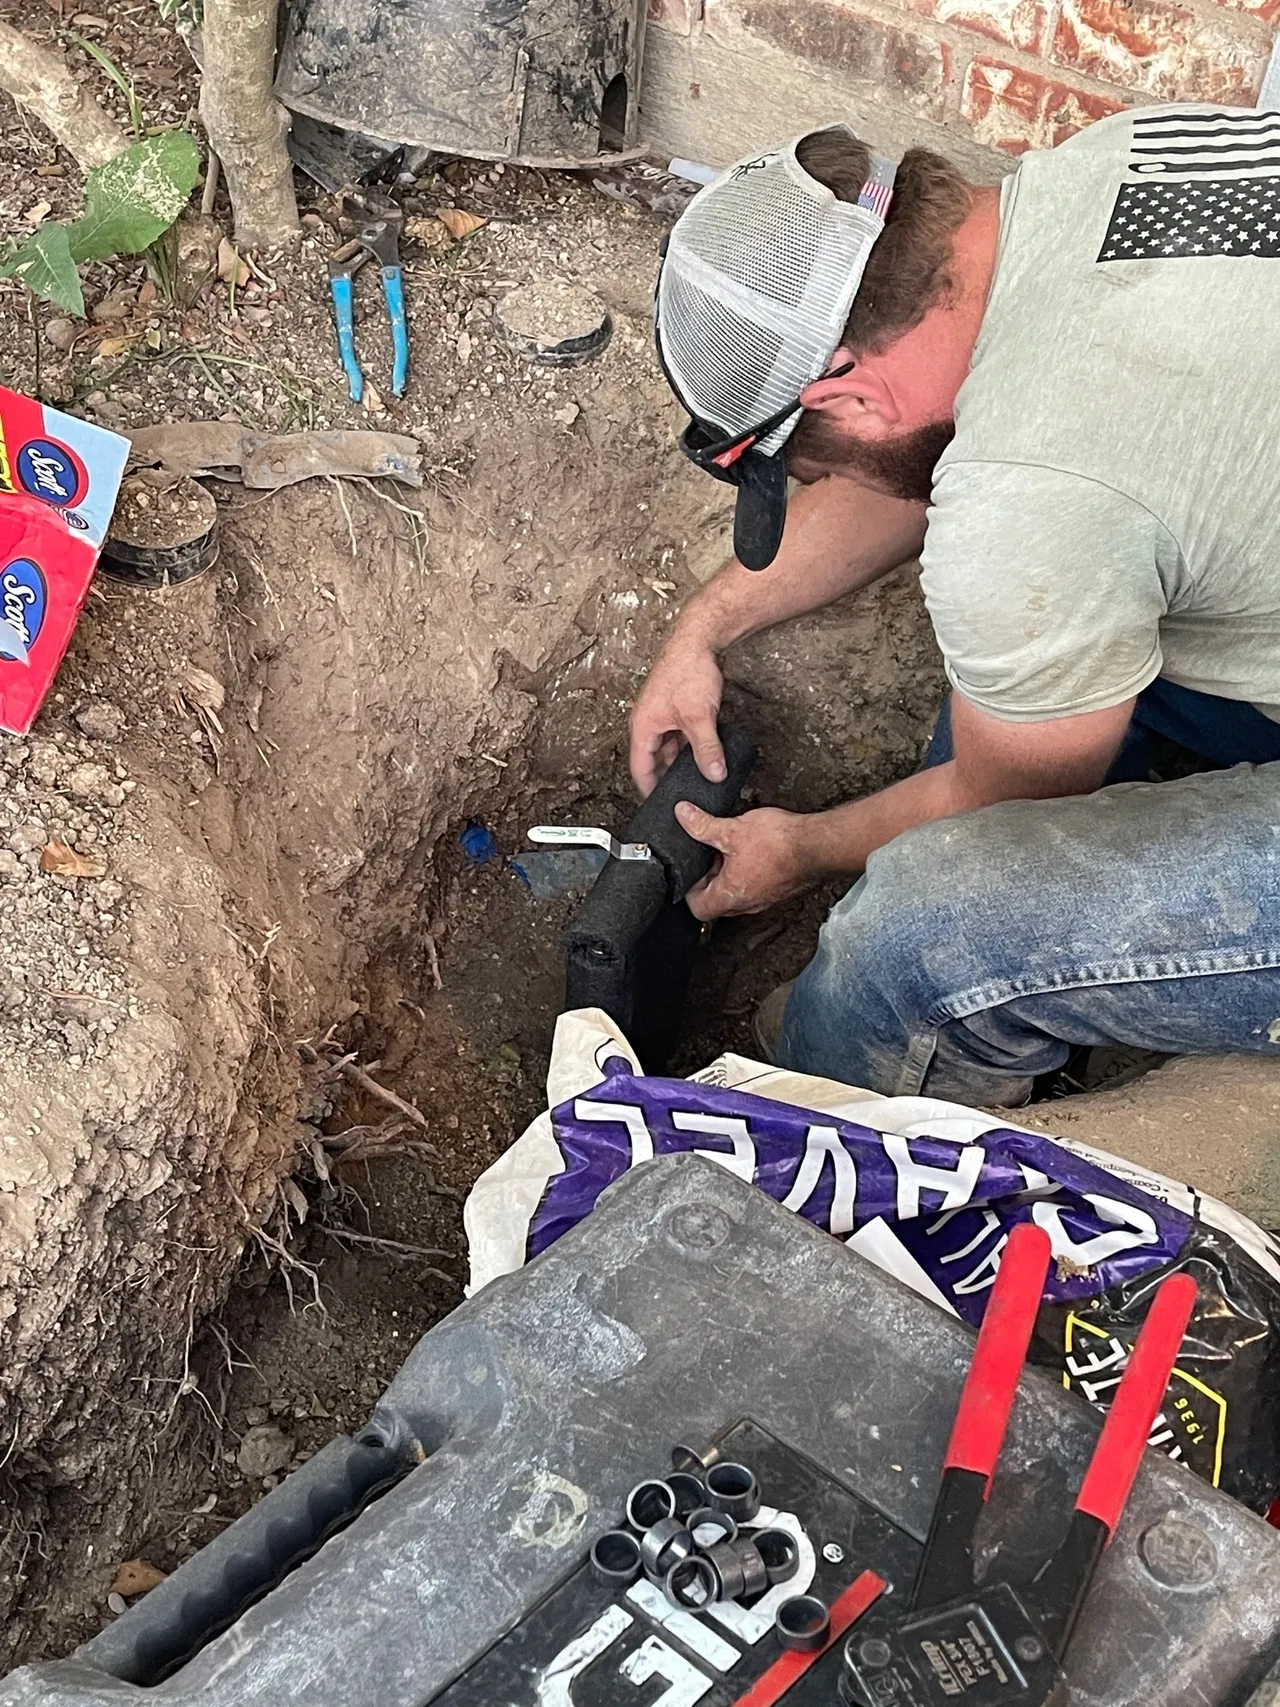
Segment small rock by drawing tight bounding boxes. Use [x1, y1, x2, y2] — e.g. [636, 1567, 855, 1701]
[0, 850, 23, 881]
[553, 402, 580, 426]
[8, 822, 46, 857]
[40, 370, 76, 405]
[26, 740, 61, 787]
[62, 1020, 92, 1056]
[107, 1592, 127, 1617]
[456, 331, 472, 366]
[236, 1423, 294, 1479]
[92, 287, 135, 325]
[65, 762, 111, 801]
[45, 318, 79, 353]
[74, 700, 125, 743]
[243, 1406, 268, 1427]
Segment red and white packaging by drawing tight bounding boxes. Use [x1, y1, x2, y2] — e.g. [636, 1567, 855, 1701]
[0, 386, 129, 734]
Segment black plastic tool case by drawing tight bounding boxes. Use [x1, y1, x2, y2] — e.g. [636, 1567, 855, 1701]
[5, 1155, 1279, 1706]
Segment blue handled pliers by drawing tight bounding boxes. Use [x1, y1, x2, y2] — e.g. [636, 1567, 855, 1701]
[327, 211, 409, 404]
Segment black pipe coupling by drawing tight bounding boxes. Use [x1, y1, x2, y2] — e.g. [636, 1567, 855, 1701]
[626, 1479, 677, 1532]
[590, 1529, 642, 1587]
[705, 1461, 761, 1523]
[640, 1517, 696, 1580]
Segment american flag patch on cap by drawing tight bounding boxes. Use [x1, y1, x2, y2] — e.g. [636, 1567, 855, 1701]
[857, 155, 896, 222]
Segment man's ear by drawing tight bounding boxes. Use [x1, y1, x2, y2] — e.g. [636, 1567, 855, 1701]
[800, 347, 901, 429]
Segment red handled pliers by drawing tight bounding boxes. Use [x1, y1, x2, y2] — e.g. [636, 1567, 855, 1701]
[841, 1222, 1197, 1706]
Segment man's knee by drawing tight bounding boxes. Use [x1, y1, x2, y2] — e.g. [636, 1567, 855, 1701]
[823, 813, 998, 951]
[814, 805, 1041, 1007]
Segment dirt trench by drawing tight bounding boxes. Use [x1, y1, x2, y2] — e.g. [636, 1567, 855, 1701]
[0, 368, 942, 1660]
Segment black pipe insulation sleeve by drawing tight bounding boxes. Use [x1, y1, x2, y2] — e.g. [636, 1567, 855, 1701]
[623, 723, 759, 903]
[561, 724, 757, 1067]
[563, 723, 758, 970]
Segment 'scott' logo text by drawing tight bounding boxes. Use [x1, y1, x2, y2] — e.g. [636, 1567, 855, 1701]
[17, 438, 85, 506]
[2, 558, 48, 651]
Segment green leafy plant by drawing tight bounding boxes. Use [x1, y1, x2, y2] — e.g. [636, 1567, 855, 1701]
[156, 0, 204, 32]
[69, 34, 145, 139]
[0, 132, 200, 317]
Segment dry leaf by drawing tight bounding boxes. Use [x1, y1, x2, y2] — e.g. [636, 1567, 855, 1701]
[362, 381, 386, 415]
[216, 238, 251, 290]
[183, 667, 225, 714]
[436, 207, 487, 241]
[404, 215, 451, 252]
[93, 334, 138, 362]
[40, 840, 107, 879]
[23, 200, 52, 226]
[179, 667, 226, 736]
[109, 1559, 167, 1598]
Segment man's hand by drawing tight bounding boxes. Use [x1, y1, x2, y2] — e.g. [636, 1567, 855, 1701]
[629, 640, 727, 795]
[675, 802, 817, 920]
[627, 480, 927, 797]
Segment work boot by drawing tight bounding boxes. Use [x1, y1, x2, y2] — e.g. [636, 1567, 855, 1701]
[750, 980, 795, 1064]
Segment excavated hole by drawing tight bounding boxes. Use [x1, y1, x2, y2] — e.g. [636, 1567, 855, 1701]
[3, 416, 943, 1668]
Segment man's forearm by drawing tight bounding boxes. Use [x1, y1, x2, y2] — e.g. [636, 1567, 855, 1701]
[796, 762, 976, 879]
[675, 477, 927, 653]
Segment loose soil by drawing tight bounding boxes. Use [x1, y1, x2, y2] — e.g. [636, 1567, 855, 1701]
[0, 5, 946, 1668]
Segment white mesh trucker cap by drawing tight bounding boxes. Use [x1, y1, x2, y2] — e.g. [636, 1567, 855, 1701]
[654, 130, 896, 570]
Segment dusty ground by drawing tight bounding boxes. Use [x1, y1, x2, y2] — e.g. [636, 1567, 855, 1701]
[0, 4, 946, 1666]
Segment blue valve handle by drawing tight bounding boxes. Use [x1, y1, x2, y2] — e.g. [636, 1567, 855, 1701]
[381, 266, 409, 398]
[328, 273, 365, 404]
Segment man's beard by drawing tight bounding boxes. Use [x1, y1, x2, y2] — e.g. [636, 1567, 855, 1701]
[786, 410, 955, 503]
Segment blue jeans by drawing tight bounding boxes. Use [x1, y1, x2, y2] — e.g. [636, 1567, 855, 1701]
[779, 681, 1280, 1105]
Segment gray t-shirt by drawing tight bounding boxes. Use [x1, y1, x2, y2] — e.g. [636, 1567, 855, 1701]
[921, 104, 1280, 724]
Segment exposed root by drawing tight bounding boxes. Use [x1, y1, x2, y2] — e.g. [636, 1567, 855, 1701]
[301, 1036, 435, 1139]
[227, 1183, 325, 1316]
[317, 1226, 462, 1288]
[424, 933, 443, 992]
[330, 1055, 433, 1136]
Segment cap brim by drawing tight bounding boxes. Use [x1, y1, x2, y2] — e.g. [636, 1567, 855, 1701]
[732, 450, 788, 571]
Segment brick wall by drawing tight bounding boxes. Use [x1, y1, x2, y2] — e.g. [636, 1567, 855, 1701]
[644, 0, 1277, 158]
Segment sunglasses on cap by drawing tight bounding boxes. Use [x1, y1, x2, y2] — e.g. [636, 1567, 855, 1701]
[670, 361, 855, 571]
[677, 361, 856, 483]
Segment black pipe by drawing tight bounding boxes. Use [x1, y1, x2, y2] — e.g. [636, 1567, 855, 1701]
[562, 724, 758, 1069]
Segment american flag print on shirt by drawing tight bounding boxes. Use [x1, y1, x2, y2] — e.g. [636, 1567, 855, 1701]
[1098, 107, 1280, 261]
